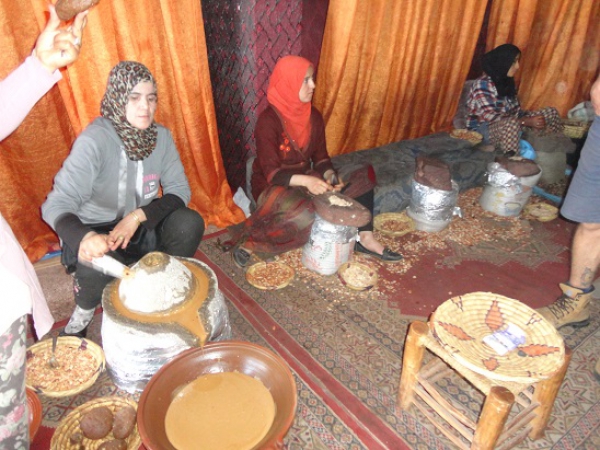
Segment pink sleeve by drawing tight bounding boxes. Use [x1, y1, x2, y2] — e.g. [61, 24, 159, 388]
[0, 55, 62, 141]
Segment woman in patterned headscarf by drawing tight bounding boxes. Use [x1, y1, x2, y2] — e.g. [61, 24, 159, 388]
[223, 55, 402, 267]
[465, 44, 563, 155]
[42, 61, 205, 337]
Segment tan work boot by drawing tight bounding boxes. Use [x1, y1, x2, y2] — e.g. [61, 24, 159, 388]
[595, 358, 600, 383]
[537, 283, 593, 329]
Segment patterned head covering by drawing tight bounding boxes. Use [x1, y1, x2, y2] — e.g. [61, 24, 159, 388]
[482, 44, 521, 99]
[100, 61, 158, 161]
[267, 56, 313, 149]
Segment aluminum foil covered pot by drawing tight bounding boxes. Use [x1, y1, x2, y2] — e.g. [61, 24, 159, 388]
[101, 252, 231, 393]
[302, 213, 358, 275]
[407, 178, 461, 232]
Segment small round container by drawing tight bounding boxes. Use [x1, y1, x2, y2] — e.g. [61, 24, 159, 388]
[338, 262, 378, 291]
[373, 212, 415, 237]
[246, 261, 294, 290]
[26, 388, 42, 442]
[137, 341, 297, 450]
[523, 202, 559, 222]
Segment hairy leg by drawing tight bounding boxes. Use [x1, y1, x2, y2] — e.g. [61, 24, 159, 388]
[569, 222, 600, 289]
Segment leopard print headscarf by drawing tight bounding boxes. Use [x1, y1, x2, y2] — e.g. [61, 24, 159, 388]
[100, 61, 158, 161]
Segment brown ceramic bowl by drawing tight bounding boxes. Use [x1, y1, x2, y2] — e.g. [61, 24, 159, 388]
[137, 341, 297, 449]
[26, 388, 42, 441]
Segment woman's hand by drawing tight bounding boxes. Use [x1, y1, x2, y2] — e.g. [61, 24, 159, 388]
[107, 210, 145, 251]
[33, 5, 88, 73]
[290, 174, 333, 195]
[323, 170, 345, 192]
[522, 115, 546, 129]
[78, 232, 109, 262]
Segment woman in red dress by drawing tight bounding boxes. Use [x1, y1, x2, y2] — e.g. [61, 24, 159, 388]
[225, 56, 402, 267]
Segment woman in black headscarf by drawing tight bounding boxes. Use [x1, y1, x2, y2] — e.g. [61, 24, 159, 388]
[42, 61, 205, 337]
[465, 44, 563, 155]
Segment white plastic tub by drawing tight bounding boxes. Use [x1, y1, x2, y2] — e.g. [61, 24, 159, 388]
[479, 168, 542, 217]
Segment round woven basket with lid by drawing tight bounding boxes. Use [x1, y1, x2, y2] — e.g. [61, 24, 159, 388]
[26, 337, 105, 397]
[373, 211, 415, 237]
[50, 396, 141, 450]
[430, 292, 565, 384]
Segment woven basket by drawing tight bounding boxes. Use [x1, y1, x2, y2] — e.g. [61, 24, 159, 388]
[430, 292, 565, 384]
[562, 119, 591, 139]
[26, 337, 105, 398]
[450, 129, 483, 145]
[246, 261, 294, 290]
[337, 262, 378, 291]
[50, 396, 141, 450]
[523, 202, 559, 222]
[373, 212, 415, 237]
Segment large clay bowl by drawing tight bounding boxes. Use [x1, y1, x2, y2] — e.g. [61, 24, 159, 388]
[137, 341, 297, 449]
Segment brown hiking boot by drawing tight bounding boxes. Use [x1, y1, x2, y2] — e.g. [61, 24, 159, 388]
[537, 283, 592, 329]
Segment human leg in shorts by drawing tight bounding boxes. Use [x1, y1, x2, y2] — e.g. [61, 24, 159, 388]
[538, 115, 600, 353]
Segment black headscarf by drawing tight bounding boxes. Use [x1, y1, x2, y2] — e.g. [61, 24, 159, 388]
[100, 61, 158, 161]
[482, 44, 521, 99]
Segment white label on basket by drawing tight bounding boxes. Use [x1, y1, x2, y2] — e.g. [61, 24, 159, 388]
[482, 323, 526, 355]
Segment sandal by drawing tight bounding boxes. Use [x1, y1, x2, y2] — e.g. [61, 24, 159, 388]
[232, 247, 253, 268]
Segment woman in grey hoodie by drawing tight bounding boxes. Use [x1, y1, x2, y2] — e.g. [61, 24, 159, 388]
[42, 61, 204, 337]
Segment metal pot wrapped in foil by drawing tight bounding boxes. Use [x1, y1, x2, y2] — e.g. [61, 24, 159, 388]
[301, 213, 357, 275]
[407, 178, 461, 232]
[101, 252, 231, 393]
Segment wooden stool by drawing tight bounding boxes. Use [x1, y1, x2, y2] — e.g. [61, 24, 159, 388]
[398, 293, 571, 450]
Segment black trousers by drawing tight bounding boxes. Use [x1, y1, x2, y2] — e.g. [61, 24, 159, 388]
[355, 189, 375, 232]
[64, 207, 204, 310]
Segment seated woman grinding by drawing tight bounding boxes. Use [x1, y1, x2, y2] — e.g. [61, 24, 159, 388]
[42, 61, 205, 337]
[465, 43, 563, 155]
[224, 55, 402, 267]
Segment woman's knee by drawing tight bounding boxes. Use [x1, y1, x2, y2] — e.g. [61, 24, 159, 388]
[160, 208, 205, 256]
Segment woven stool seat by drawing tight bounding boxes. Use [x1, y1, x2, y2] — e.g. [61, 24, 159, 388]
[398, 292, 571, 450]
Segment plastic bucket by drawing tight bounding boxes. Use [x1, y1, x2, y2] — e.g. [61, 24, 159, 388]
[479, 168, 542, 217]
[302, 239, 355, 275]
[301, 215, 357, 275]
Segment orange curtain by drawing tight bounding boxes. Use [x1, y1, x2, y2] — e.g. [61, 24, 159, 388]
[313, 0, 489, 156]
[487, 0, 600, 114]
[0, 0, 244, 262]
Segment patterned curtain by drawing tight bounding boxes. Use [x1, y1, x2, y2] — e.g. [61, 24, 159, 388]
[314, 0, 489, 156]
[0, 0, 243, 262]
[487, 0, 600, 114]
